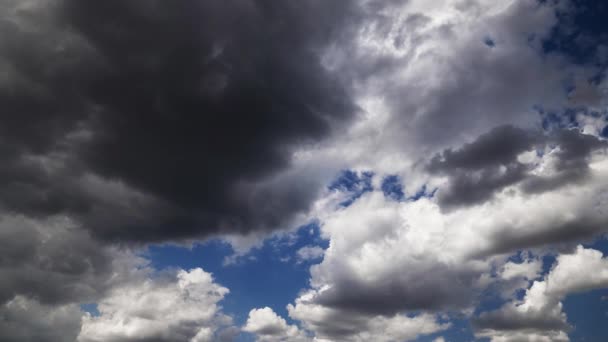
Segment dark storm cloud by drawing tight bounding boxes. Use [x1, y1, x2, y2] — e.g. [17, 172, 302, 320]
[0, 0, 360, 242]
[0, 215, 117, 306]
[428, 125, 607, 209]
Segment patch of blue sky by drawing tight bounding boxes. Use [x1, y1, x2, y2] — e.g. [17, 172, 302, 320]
[381, 175, 436, 202]
[80, 303, 100, 317]
[475, 285, 511, 316]
[483, 36, 495, 47]
[328, 169, 374, 207]
[564, 288, 608, 342]
[542, 0, 608, 66]
[381, 175, 405, 201]
[409, 184, 437, 201]
[535, 105, 608, 135]
[602, 124, 608, 137]
[537, 107, 580, 131]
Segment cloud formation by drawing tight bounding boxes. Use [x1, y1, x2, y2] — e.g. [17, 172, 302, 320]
[2, 0, 608, 341]
[243, 307, 308, 342]
[288, 124, 608, 339]
[474, 245, 608, 341]
[0, 296, 82, 342]
[428, 126, 607, 209]
[0, 0, 359, 243]
[79, 267, 233, 342]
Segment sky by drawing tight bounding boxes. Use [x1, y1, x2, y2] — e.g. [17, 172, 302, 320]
[1, 0, 608, 341]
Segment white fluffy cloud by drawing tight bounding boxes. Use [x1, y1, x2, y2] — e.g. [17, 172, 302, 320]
[500, 259, 542, 281]
[286, 139, 608, 339]
[243, 307, 308, 342]
[475, 246, 608, 341]
[79, 268, 234, 342]
[296, 246, 325, 263]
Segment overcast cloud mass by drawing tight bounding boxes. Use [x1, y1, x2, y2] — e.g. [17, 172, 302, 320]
[1, 0, 608, 341]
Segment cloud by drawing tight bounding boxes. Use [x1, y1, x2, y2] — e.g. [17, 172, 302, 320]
[0, 296, 82, 342]
[0, 214, 120, 305]
[318, 0, 572, 166]
[1, 0, 608, 341]
[500, 258, 542, 281]
[0, 219, 236, 342]
[288, 291, 449, 341]
[474, 245, 608, 341]
[296, 246, 325, 263]
[299, 192, 486, 317]
[287, 124, 608, 337]
[79, 268, 234, 342]
[0, 0, 361, 244]
[428, 126, 607, 209]
[243, 307, 308, 342]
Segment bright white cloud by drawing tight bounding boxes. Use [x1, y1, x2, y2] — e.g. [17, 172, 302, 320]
[296, 246, 325, 263]
[501, 258, 542, 281]
[286, 141, 608, 338]
[546, 245, 608, 296]
[244, 307, 308, 342]
[78, 268, 233, 342]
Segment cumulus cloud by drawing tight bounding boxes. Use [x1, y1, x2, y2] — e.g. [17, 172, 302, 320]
[474, 246, 608, 341]
[79, 268, 233, 342]
[287, 124, 608, 338]
[243, 307, 308, 342]
[2, 0, 608, 341]
[428, 126, 607, 209]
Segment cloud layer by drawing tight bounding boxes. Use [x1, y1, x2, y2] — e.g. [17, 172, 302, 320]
[2, 0, 608, 341]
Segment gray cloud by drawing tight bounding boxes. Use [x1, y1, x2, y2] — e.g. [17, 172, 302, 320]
[314, 262, 479, 315]
[0, 296, 82, 342]
[0, 0, 361, 243]
[428, 126, 607, 209]
[473, 300, 570, 333]
[0, 215, 116, 305]
[473, 245, 608, 341]
[428, 125, 539, 208]
[2, 1, 608, 341]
